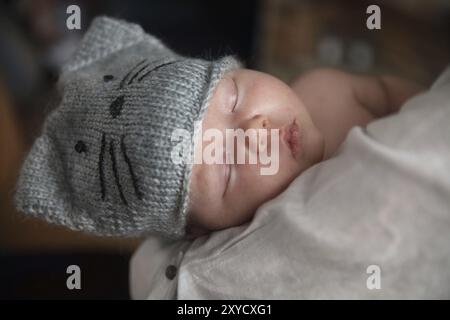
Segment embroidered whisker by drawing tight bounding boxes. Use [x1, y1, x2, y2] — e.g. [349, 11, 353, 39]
[137, 60, 180, 82]
[120, 135, 143, 200]
[99, 133, 106, 200]
[127, 63, 151, 85]
[119, 59, 147, 89]
[109, 139, 128, 206]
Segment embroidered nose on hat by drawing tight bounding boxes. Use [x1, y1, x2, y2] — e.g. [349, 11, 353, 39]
[14, 16, 241, 239]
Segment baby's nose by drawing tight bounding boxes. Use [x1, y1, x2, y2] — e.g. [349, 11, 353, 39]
[240, 115, 278, 157]
[242, 114, 270, 131]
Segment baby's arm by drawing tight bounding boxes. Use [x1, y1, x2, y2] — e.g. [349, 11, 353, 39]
[352, 73, 425, 117]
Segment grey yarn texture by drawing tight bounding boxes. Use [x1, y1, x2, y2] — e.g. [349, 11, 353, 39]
[15, 16, 241, 239]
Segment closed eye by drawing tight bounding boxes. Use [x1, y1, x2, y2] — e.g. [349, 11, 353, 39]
[222, 163, 232, 198]
[230, 78, 239, 112]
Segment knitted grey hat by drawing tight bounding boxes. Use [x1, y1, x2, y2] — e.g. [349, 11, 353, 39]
[15, 16, 241, 239]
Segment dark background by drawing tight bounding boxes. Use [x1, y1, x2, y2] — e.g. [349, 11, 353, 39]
[1, 0, 449, 299]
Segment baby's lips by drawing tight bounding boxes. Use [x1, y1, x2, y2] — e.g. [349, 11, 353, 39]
[282, 120, 301, 158]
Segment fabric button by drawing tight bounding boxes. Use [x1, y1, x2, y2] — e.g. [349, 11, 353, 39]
[165, 265, 177, 280]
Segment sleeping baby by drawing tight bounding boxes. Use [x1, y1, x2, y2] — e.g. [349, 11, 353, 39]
[14, 16, 423, 241]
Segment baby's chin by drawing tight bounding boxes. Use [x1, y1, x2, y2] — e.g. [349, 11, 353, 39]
[281, 121, 324, 181]
[282, 90, 325, 168]
[293, 109, 325, 169]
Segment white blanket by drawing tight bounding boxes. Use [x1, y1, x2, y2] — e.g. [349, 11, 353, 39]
[130, 67, 450, 299]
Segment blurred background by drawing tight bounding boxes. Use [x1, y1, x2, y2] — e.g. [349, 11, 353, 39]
[1, 0, 449, 299]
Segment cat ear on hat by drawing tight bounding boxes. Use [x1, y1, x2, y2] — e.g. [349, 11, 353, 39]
[62, 16, 170, 74]
[14, 135, 98, 234]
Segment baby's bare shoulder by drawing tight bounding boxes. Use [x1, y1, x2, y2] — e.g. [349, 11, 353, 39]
[290, 68, 363, 116]
[290, 68, 354, 91]
[291, 68, 392, 118]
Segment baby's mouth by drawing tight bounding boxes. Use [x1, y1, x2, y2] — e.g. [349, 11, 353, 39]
[283, 119, 301, 158]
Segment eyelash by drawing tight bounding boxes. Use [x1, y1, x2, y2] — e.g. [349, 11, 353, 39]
[223, 163, 232, 197]
[230, 79, 239, 112]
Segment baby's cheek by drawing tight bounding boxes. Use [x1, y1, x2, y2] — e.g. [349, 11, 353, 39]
[192, 161, 300, 231]
[224, 173, 274, 225]
[237, 163, 298, 209]
[221, 202, 257, 228]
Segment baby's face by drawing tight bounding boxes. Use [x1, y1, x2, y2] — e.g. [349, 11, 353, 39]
[187, 68, 324, 235]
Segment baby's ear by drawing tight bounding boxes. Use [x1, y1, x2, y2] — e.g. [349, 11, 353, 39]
[62, 16, 165, 73]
